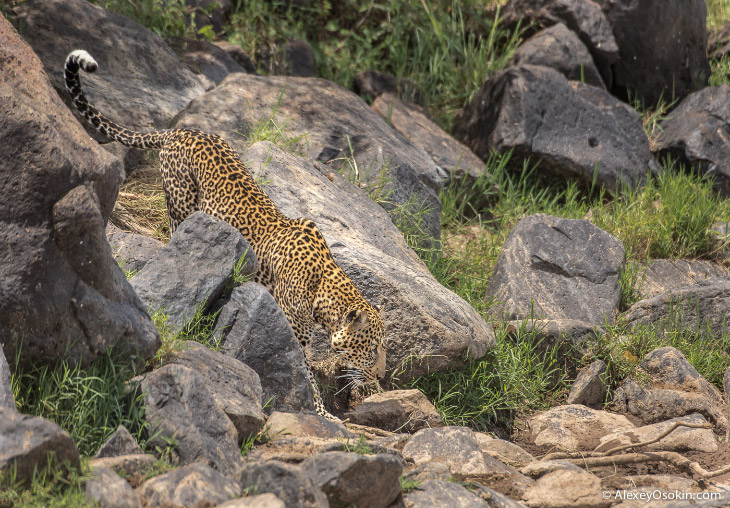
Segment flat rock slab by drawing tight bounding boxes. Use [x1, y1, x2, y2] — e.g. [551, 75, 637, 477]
[130, 211, 255, 331]
[595, 413, 717, 454]
[456, 65, 657, 192]
[237, 460, 329, 508]
[508, 23, 604, 88]
[85, 466, 140, 508]
[372, 93, 490, 184]
[625, 280, 730, 340]
[654, 86, 730, 196]
[93, 424, 144, 458]
[0, 408, 81, 484]
[522, 468, 611, 508]
[137, 462, 240, 508]
[636, 259, 730, 300]
[301, 451, 403, 508]
[243, 436, 394, 463]
[170, 341, 265, 441]
[10, 0, 204, 135]
[599, 0, 709, 105]
[0, 15, 159, 369]
[172, 72, 443, 240]
[613, 347, 728, 431]
[0, 348, 13, 409]
[215, 282, 314, 414]
[528, 405, 635, 451]
[343, 389, 443, 433]
[478, 439, 535, 468]
[403, 479, 491, 508]
[239, 143, 494, 381]
[140, 363, 244, 476]
[265, 411, 352, 441]
[501, 0, 618, 86]
[106, 225, 164, 274]
[486, 214, 625, 325]
[566, 360, 607, 406]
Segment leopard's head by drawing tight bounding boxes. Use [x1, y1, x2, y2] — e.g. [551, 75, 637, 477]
[330, 305, 386, 387]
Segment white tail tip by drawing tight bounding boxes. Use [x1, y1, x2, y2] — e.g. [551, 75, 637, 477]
[68, 49, 98, 72]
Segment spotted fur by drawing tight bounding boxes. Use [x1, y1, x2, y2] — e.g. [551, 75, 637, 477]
[64, 50, 386, 419]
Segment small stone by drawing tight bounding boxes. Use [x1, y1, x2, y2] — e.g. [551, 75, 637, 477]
[478, 439, 535, 468]
[528, 405, 634, 451]
[343, 389, 443, 433]
[137, 462, 240, 508]
[85, 466, 140, 508]
[94, 425, 144, 458]
[265, 412, 353, 441]
[237, 460, 328, 508]
[566, 360, 607, 406]
[89, 454, 157, 479]
[522, 468, 611, 508]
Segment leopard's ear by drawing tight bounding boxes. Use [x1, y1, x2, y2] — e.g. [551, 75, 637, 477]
[344, 309, 369, 328]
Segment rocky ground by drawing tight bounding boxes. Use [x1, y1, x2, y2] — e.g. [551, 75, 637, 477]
[4, 0, 730, 506]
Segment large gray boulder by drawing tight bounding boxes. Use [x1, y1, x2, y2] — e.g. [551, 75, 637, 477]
[10, 0, 204, 141]
[140, 363, 244, 476]
[456, 65, 657, 192]
[169, 341, 265, 442]
[508, 23, 605, 89]
[130, 211, 256, 331]
[301, 452, 403, 508]
[0, 15, 159, 369]
[171, 72, 444, 240]
[215, 282, 315, 414]
[233, 142, 494, 381]
[486, 214, 625, 326]
[654, 86, 730, 197]
[93, 425, 144, 459]
[635, 259, 729, 300]
[0, 408, 81, 485]
[106, 225, 164, 274]
[598, 0, 710, 105]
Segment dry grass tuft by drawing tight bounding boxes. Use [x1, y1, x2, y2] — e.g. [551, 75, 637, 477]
[110, 159, 170, 242]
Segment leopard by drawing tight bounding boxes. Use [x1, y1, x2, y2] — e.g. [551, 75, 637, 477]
[64, 49, 386, 420]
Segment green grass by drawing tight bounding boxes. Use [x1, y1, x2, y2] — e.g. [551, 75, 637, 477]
[0, 461, 92, 508]
[707, 0, 730, 29]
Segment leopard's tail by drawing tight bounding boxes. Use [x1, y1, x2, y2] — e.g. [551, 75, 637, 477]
[64, 50, 166, 149]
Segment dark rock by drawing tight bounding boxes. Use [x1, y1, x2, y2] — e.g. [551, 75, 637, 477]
[654, 86, 730, 197]
[168, 36, 247, 91]
[214, 41, 257, 74]
[456, 65, 657, 191]
[237, 460, 329, 508]
[240, 143, 494, 382]
[130, 211, 256, 332]
[0, 408, 81, 484]
[636, 259, 730, 300]
[106, 225, 164, 275]
[171, 73, 444, 241]
[599, 0, 710, 105]
[403, 479, 491, 508]
[93, 425, 144, 459]
[169, 341, 265, 442]
[215, 282, 315, 414]
[0, 347, 13, 409]
[401, 427, 534, 498]
[265, 412, 353, 440]
[137, 462, 240, 508]
[567, 360, 607, 406]
[284, 39, 316, 77]
[372, 94, 493, 187]
[509, 23, 604, 88]
[140, 363, 244, 476]
[0, 15, 160, 369]
[613, 347, 728, 431]
[186, 0, 232, 34]
[10, 0, 204, 166]
[356, 70, 424, 105]
[528, 405, 634, 451]
[486, 214, 625, 325]
[343, 389, 443, 433]
[501, 0, 618, 87]
[624, 279, 730, 337]
[301, 451, 403, 508]
[85, 466, 140, 508]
